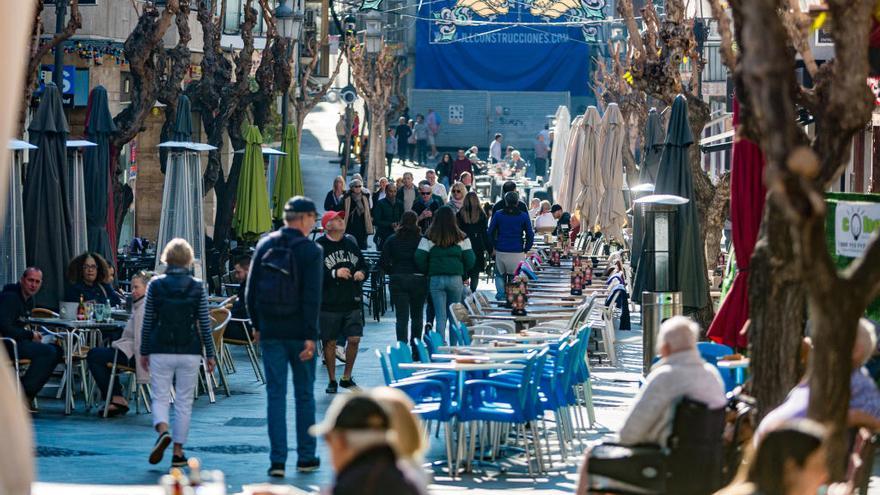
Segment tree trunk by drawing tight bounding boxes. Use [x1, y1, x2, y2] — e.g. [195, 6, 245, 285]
[748, 198, 806, 419]
[366, 105, 386, 186]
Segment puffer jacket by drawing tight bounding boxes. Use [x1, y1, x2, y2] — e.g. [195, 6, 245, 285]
[140, 266, 215, 358]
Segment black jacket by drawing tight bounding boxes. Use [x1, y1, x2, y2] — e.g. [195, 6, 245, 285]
[372, 197, 404, 240]
[395, 124, 412, 146]
[325, 190, 344, 212]
[246, 228, 324, 341]
[412, 198, 442, 234]
[64, 281, 122, 307]
[435, 159, 453, 181]
[457, 212, 490, 269]
[140, 267, 215, 358]
[380, 231, 424, 276]
[331, 445, 426, 495]
[492, 199, 529, 215]
[0, 283, 36, 342]
[317, 234, 368, 312]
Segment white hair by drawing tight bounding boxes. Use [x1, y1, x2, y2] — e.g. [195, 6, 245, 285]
[854, 318, 878, 367]
[340, 430, 393, 454]
[656, 316, 699, 354]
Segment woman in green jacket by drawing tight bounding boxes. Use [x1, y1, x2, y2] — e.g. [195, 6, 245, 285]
[415, 205, 475, 340]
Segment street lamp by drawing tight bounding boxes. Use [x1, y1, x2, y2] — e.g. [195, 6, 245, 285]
[276, 0, 305, 133]
[364, 10, 383, 54]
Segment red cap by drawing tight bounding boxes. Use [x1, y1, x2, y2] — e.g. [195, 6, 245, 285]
[321, 210, 345, 230]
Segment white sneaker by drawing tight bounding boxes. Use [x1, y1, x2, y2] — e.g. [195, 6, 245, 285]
[335, 347, 346, 363]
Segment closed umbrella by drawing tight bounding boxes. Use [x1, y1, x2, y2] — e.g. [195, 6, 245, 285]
[24, 83, 73, 309]
[652, 94, 708, 312]
[273, 124, 303, 221]
[557, 114, 584, 212]
[708, 98, 766, 348]
[548, 105, 571, 198]
[574, 106, 602, 229]
[639, 108, 665, 184]
[596, 103, 627, 244]
[234, 125, 272, 241]
[83, 86, 117, 265]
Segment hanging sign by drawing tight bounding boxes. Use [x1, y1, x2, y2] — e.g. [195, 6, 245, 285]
[835, 200, 880, 257]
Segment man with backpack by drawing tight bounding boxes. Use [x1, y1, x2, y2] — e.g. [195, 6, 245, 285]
[246, 196, 324, 478]
[317, 210, 368, 394]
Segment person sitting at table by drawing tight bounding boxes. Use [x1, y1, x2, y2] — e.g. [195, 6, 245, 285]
[86, 270, 153, 417]
[64, 252, 122, 307]
[576, 317, 726, 494]
[225, 255, 255, 342]
[534, 200, 556, 233]
[754, 318, 880, 443]
[105, 264, 126, 300]
[0, 267, 63, 410]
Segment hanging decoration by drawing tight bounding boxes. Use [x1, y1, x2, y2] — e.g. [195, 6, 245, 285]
[41, 39, 128, 65]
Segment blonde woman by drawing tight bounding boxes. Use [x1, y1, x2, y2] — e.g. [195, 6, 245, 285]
[534, 200, 556, 233]
[140, 239, 216, 467]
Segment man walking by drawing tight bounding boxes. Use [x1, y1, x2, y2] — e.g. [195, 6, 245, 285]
[246, 197, 323, 477]
[336, 114, 347, 157]
[317, 211, 368, 394]
[399, 172, 417, 212]
[489, 133, 503, 163]
[395, 117, 412, 166]
[534, 134, 549, 179]
[425, 169, 447, 201]
[412, 181, 443, 234]
[426, 108, 440, 159]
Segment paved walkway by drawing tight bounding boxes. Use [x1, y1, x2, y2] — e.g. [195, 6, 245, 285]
[31, 103, 646, 493]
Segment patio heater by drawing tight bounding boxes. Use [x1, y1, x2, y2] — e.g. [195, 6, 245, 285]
[1, 140, 36, 286]
[66, 140, 97, 258]
[156, 141, 217, 281]
[633, 194, 686, 374]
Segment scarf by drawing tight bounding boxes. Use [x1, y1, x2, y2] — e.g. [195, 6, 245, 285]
[344, 194, 374, 234]
[448, 196, 464, 213]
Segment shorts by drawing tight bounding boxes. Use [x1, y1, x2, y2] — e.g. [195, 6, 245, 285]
[427, 133, 436, 146]
[495, 251, 525, 274]
[320, 309, 364, 342]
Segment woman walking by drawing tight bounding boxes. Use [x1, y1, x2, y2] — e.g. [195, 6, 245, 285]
[415, 206, 475, 340]
[435, 153, 453, 188]
[447, 182, 466, 214]
[140, 239, 216, 468]
[457, 192, 490, 293]
[380, 211, 427, 357]
[487, 192, 534, 300]
[324, 176, 345, 212]
[342, 178, 374, 250]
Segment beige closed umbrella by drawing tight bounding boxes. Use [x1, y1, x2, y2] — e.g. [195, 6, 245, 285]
[574, 106, 602, 229]
[557, 115, 583, 211]
[596, 103, 627, 244]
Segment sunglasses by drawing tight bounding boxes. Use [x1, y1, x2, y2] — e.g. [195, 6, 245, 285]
[453, 190, 464, 194]
[420, 192, 432, 196]
[352, 185, 362, 188]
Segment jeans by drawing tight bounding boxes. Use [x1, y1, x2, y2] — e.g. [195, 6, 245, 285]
[390, 274, 427, 348]
[416, 139, 428, 165]
[261, 338, 318, 465]
[467, 267, 482, 293]
[87, 346, 135, 399]
[4, 339, 62, 399]
[534, 158, 547, 179]
[386, 154, 394, 176]
[149, 353, 201, 444]
[429, 275, 464, 340]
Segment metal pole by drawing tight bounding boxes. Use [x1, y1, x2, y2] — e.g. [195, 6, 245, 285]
[280, 37, 294, 133]
[53, 0, 68, 88]
[342, 62, 353, 176]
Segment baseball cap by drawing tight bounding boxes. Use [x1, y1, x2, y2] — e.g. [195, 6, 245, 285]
[321, 210, 345, 229]
[284, 196, 317, 214]
[551, 204, 563, 213]
[309, 394, 390, 436]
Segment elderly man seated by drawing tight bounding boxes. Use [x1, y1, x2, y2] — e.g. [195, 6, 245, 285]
[576, 317, 727, 494]
[755, 318, 880, 443]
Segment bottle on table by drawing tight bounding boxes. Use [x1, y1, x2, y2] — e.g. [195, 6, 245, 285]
[76, 295, 87, 321]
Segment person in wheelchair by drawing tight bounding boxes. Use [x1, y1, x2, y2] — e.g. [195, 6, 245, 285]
[577, 316, 728, 494]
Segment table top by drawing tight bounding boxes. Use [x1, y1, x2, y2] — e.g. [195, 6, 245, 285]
[431, 353, 529, 362]
[398, 362, 525, 372]
[717, 358, 750, 369]
[437, 344, 547, 352]
[470, 313, 571, 322]
[472, 332, 562, 342]
[26, 317, 125, 330]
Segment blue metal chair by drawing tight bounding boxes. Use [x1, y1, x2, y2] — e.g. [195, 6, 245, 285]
[697, 341, 738, 392]
[424, 330, 446, 355]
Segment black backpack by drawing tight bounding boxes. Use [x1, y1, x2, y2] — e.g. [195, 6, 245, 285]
[155, 279, 200, 351]
[255, 231, 306, 317]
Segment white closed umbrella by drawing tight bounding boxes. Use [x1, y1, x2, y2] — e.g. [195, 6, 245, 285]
[596, 103, 627, 244]
[574, 106, 602, 229]
[548, 105, 571, 196]
[557, 114, 584, 211]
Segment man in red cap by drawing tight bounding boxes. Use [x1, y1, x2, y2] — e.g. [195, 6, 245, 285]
[317, 210, 367, 394]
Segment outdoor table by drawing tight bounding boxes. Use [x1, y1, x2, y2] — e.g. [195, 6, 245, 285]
[472, 332, 562, 343]
[437, 344, 547, 353]
[398, 361, 526, 472]
[26, 317, 126, 414]
[479, 304, 578, 314]
[717, 357, 750, 386]
[431, 353, 530, 362]
[469, 312, 570, 331]
[33, 483, 163, 495]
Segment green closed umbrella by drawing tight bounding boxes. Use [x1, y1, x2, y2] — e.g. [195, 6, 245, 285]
[234, 125, 272, 241]
[273, 124, 304, 221]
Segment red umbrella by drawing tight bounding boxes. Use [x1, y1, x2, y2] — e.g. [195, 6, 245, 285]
[707, 97, 766, 349]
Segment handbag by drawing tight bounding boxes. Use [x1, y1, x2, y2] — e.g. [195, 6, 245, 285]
[408, 134, 417, 145]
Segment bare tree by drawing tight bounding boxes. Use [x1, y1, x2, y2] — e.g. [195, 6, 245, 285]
[22, 0, 82, 129]
[344, 39, 411, 185]
[617, 0, 731, 328]
[711, 0, 880, 476]
[292, 33, 344, 145]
